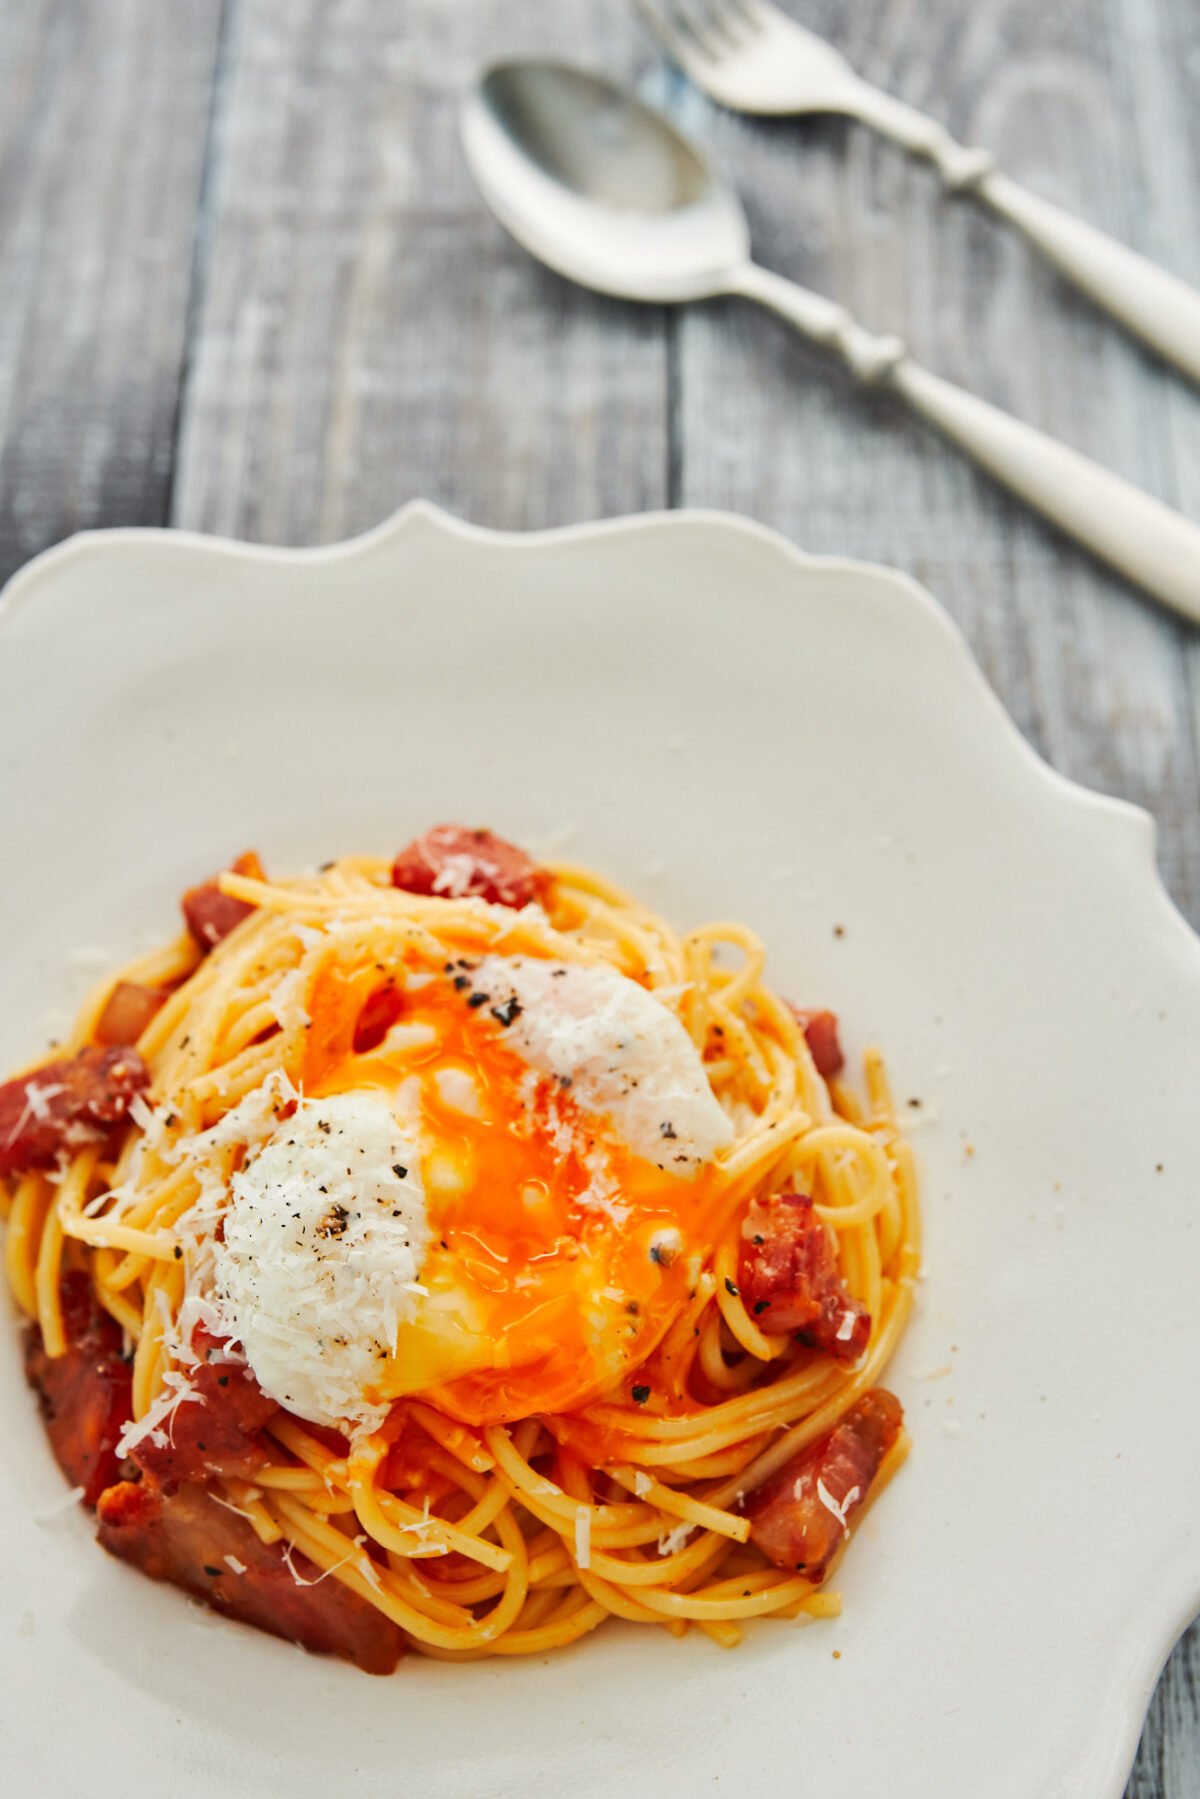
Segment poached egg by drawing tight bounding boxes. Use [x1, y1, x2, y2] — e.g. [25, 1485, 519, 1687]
[214, 952, 732, 1432]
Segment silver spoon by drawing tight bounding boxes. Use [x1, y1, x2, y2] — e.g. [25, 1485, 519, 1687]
[460, 61, 1200, 625]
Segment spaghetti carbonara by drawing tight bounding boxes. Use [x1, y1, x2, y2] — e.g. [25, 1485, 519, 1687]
[1, 825, 919, 1668]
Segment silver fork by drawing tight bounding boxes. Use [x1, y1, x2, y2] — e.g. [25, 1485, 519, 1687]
[634, 0, 1200, 385]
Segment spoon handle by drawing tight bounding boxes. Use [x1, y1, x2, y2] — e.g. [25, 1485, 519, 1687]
[731, 262, 1200, 624]
[843, 82, 1200, 386]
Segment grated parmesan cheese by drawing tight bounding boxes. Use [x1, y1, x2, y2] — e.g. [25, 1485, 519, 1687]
[212, 1091, 429, 1434]
[815, 1478, 860, 1536]
[656, 1522, 695, 1557]
[117, 1369, 201, 1460]
[24, 1081, 65, 1122]
[127, 1092, 160, 1140]
[185, 1069, 300, 1156]
[266, 966, 310, 1029]
[472, 955, 732, 1170]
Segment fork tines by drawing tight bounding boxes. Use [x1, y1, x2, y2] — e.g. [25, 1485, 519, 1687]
[634, 0, 765, 63]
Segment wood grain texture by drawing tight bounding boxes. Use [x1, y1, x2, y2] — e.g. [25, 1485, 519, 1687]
[170, 0, 668, 541]
[0, 0, 225, 586]
[1, 0, 1198, 1788]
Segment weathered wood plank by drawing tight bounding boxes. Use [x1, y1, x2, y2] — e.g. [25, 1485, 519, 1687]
[666, 0, 1200, 936]
[170, 0, 668, 542]
[1127, 1621, 1200, 1799]
[0, 0, 226, 586]
[1121, 0, 1200, 955]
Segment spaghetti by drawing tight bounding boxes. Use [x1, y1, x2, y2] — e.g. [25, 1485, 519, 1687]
[2, 828, 920, 1667]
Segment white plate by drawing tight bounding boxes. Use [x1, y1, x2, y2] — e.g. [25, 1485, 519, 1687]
[2, 503, 1198, 1799]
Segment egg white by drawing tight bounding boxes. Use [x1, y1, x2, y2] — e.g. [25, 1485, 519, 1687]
[214, 1091, 428, 1432]
[471, 954, 733, 1168]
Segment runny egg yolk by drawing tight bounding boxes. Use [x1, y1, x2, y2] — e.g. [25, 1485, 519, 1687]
[302, 958, 727, 1425]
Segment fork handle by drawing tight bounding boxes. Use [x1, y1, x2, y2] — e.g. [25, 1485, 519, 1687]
[847, 82, 1200, 386]
[731, 262, 1200, 624]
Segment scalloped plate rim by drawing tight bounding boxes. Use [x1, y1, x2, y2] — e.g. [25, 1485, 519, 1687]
[0, 498, 1187, 954]
[2, 500, 1199, 1799]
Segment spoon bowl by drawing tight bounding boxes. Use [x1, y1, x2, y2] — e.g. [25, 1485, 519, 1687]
[459, 58, 1200, 625]
[460, 62, 748, 302]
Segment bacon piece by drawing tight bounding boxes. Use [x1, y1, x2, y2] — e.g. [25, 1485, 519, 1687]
[129, 1327, 278, 1492]
[97, 1479, 404, 1674]
[744, 1390, 903, 1582]
[739, 1191, 870, 1361]
[353, 983, 405, 1054]
[391, 824, 546, 909]
[94, 981, 168, 1047]
[789, 1007, 845, 1080]
[182, 850, 265, 951]
[24, 1272, 133, 1507]
[0, 1044, 150, 1178]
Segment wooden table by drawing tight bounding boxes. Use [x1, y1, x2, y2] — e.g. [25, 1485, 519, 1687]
[2, 2, 1197, 1788]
